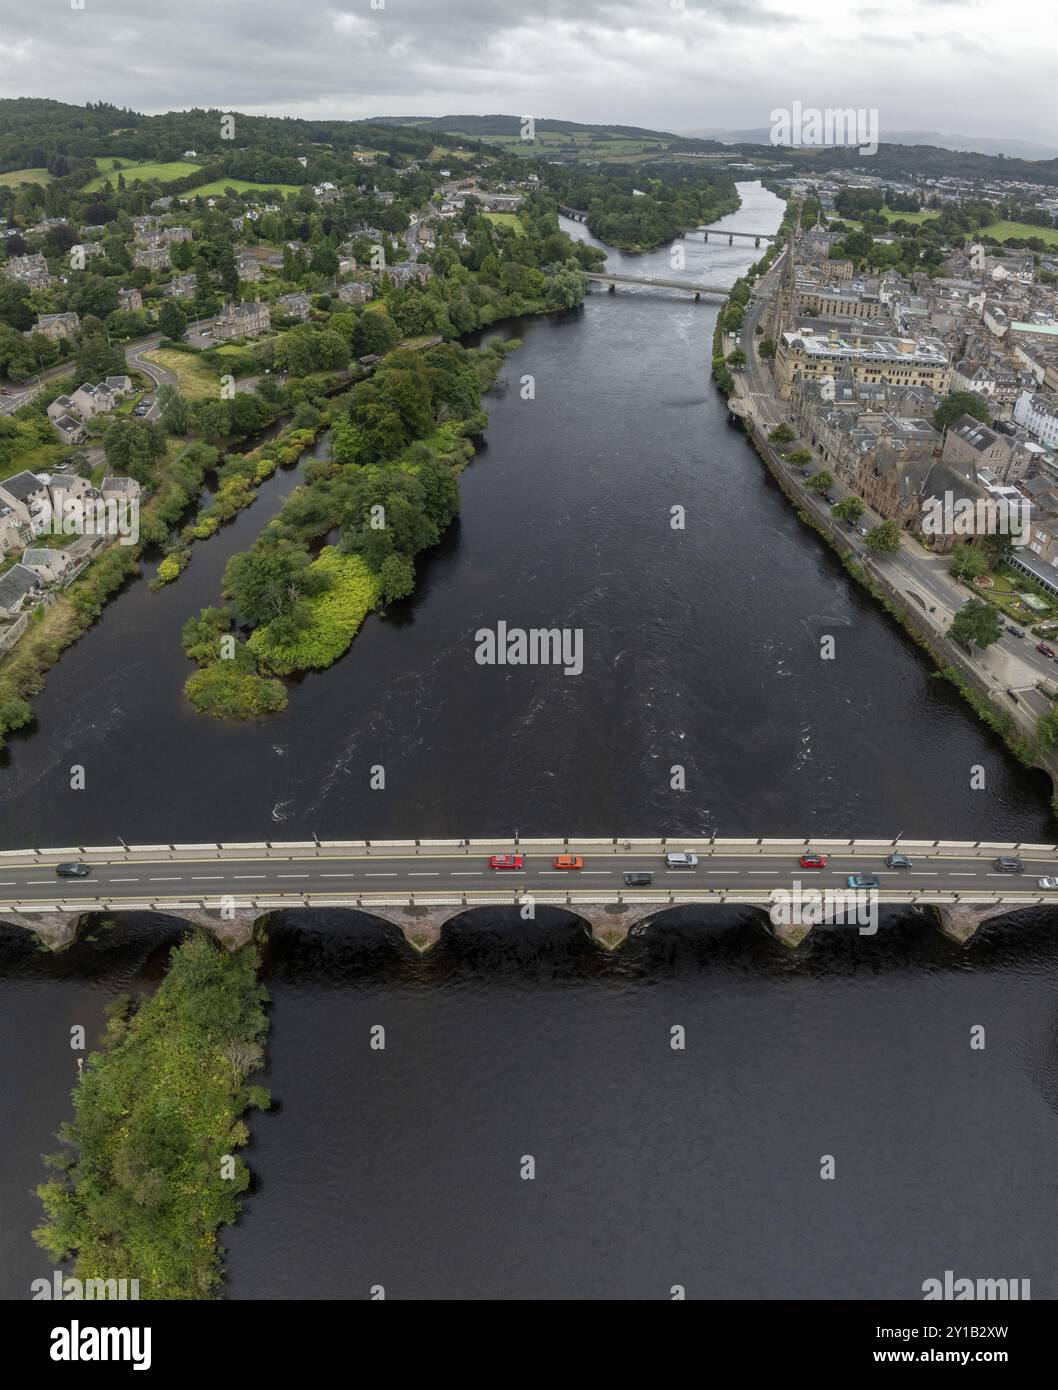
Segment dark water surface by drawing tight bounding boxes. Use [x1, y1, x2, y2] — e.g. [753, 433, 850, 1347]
[1, 183, 1056, 1300]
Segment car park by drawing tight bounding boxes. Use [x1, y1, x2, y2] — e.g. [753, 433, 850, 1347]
[55, 862, 90, 877]
[884, 853, 913, 869]
[488, 854, 524, 870]
[664, 852, 698, 869]
[847, 874, 880, 889]
[994, 856, 1023, 873]
[623, 871, 653, 886]
[799, 852, 827, 868]
[552, 855, 583, 870]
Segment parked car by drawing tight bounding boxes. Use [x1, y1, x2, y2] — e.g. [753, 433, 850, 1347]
[823, 492, 838, 505]
[1038, 877, 1058, 889]
[623, 871, 653, 887]
[55, 862, 90, 877]
[885, 853, 913, 869]
[488, 854, 524, 870]
[1036, 643, 1055, 658]
[552, 855, 583, 870]
[857, 525, 870, 536]
[665, 852, 698, 869]
[799, 852, 827, 868]
[1007, 625, 1025, 638]
[993, 856, 1024, 873]
[847, 874, 880, 889]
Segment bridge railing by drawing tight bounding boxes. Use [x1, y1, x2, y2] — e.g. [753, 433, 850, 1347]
[3, 837, 1058, 862]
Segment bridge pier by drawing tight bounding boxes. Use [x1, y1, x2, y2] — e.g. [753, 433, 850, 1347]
[607, 282, 615, 293]
[1, 910, 82, 951]
[702, 231, 709, 241]
[755, 236, 761, 247]
[933, 903, 1024, 945]
[694, 291, 700, 302]
[728, 233, 734, 245]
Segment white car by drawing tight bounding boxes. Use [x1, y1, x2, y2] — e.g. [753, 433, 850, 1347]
[1038, 877, 1058, 889]
[665, 852, 699, 869]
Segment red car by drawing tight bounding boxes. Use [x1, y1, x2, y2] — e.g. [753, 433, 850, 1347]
[1037, 643, 1055, 659]
[489, 854, 524, 870]
[799, 852, 827, 868]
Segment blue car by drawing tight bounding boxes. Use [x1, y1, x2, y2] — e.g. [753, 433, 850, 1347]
[847, 874, 880, 890]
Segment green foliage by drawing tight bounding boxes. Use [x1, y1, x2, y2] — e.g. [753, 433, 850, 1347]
[933, 390, 992, 432]
[806, 469, 833, 493]
[949, 541, 990, 580]
[831, 495, 865, 522]
[949, 598, 1002, 650]
[768, 423, 795, 446]
[865, 519, 902, 552]
[33, 933, 270, 1299]
[184, 661, 287, 718]
[249, 547, 380, 674]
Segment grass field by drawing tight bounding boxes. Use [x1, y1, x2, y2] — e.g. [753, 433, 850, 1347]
[430, 145, 475, 162]
[142, 348, 219, 399]
[485, 211, 525, 233]
[0, 167, 52, 188]
[85, 159, 201, 191]
[978, 219, 1058, 246]
[188, 177, 301, 198]
[877, 207, 940, 226]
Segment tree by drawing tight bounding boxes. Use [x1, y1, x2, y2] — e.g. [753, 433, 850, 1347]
[353, 310, 400, 358]
[832, 495, 865, 523]
[768, 423, 794, 446]
[787, 448, 813, 466]
[949, 599, 1001, 651]
[158, 301, 187, 342]
[806, 470, 833, 493]
[378, 552, 415, 603]
[758, 337, 776, 359]
[934, 390, 991, 433]
[157, 384, 192, 436]
[726, 348, 746, 369]
[865, 520, 901, 552]
[949, 541, 989, 581]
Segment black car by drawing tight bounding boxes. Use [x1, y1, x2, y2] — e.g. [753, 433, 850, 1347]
[55, 862, 90, 877]
[623, 871, 653, 887]
[994, 856, 1023, 873]
[885, 853, 913, 869]
[1007, 625, 1025, 638]
[823, 493, 838, 505]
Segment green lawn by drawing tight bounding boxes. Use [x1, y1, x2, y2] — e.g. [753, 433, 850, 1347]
[485, 211, 525, 233]
[0, 167, 52, 188]
[977, 219, 1058, 247]
[877, 207, 940, 226]
[84, 159, 202, 191]
[142, 348, 220, 399]
[189, 178, 300, 198]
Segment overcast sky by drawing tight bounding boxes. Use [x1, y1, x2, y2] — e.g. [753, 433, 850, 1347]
[0, 0, 1053, 146]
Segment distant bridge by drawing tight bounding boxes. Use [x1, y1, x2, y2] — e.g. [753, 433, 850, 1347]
[2, 836, 1056, 952]
[584, 271, 729, 299]
[558, 203, 589, 222]
[689, 227, 777, 247]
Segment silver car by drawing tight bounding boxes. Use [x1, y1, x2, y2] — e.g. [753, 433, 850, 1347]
[1038, 877, 1058, 889]
[665, 852, 699, 869]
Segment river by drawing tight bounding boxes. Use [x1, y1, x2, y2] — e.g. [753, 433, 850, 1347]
[1, 182, 1056, 1300]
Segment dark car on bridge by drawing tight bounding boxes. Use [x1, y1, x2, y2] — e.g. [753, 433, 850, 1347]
[885, 853, 913, 869]
[994, 857, 1024, 873]
[55, 862, 90, 877]
[623, 871, 653, 886]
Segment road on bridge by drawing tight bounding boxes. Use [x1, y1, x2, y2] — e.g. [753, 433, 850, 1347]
[2, 843, 1057, 911]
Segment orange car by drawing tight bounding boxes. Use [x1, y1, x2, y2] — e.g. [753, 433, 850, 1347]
[553, 855, 584, 870]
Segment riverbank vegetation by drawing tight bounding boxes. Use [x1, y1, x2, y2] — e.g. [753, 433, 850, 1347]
[182, 338, 511, 717]
[543, 164, 739, 250]
[34, 931, 270, 1301]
